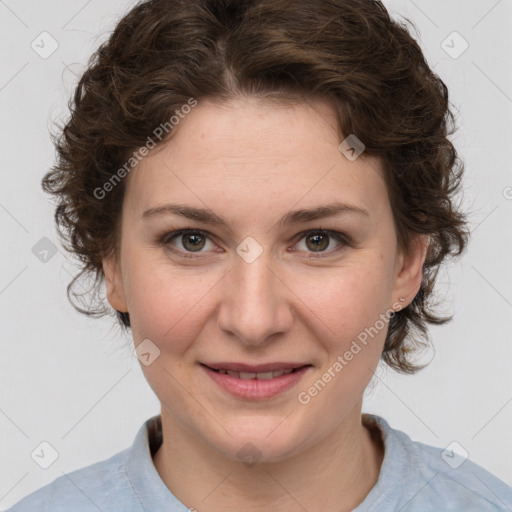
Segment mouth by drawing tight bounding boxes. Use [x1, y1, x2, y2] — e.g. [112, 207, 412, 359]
[203, 365, 307, 379]
[199, 362, 313, 399]
[200, 361, 312, 378]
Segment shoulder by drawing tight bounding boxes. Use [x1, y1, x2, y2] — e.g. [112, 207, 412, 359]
[410, 438, 512, 511]
[3, 447, 139, 512]
[363, 414, 512, 511]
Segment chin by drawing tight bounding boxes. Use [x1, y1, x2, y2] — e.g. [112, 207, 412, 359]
[204, 415, 310, 464]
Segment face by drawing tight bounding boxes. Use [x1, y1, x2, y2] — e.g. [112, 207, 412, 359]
[104, 96, 426, 463]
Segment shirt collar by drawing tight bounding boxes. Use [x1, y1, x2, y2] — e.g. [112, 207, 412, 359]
[125, 413, 409, 511]
[354, 413, 416, 510]
[125, 414, 188, 511]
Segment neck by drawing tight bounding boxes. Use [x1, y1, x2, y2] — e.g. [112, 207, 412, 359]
[152, 404, 384, 512]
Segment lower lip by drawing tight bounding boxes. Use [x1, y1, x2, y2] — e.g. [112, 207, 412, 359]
[201, 364, 311, 400]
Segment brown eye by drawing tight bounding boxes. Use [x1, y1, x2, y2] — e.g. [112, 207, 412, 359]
[160, 229, 215, 257]
[294, 229, 348, 257]
[181, 232, 206, 252]
[305, 231, 330, 252]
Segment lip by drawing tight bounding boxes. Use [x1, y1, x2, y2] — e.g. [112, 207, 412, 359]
[201, 361, 309, 372]
[200, 363, 312, 400]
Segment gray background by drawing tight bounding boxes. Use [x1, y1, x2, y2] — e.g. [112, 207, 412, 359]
[1, 0, 511, 508]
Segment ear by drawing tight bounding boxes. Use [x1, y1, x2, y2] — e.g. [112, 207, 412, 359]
[390, 234, 429, 309]
[102, 253, 129, 313]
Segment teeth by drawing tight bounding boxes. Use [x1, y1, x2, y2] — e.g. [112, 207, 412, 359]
[217, 368, 295, 379]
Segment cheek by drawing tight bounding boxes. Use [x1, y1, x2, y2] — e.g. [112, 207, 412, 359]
[124, 255, 218, 351]
[293, 262, 392, 413]
[124, 242, 393, 359]
[292, 257, 392, 342]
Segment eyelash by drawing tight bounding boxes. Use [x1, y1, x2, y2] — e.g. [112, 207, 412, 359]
[158, 228, 350, 259]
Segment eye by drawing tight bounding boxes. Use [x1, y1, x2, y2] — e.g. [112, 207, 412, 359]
[293, 229, 348, 257]
[159, 228, 349, 259]
[159, 229, 217, 258]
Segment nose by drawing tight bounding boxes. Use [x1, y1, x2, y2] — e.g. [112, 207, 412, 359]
[216, 250, 294, 347]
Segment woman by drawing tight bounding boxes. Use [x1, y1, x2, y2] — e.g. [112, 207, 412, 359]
[6, 0, 512, 510]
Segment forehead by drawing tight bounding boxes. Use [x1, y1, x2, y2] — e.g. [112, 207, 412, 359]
[123, 97, 388, 224]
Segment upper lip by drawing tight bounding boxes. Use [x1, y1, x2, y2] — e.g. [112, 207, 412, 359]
[201, 362, 311, 372]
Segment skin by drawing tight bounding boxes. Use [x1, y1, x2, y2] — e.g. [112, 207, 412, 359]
[103, 96, 428, 512]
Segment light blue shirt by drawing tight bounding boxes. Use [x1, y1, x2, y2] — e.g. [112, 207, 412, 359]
[4, 413, 512, 511]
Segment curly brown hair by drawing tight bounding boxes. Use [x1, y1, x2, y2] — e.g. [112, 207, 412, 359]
[42, 0, 470, 374]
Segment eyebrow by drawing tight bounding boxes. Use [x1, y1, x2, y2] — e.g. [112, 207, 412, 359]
[142, 201, 370, 228]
